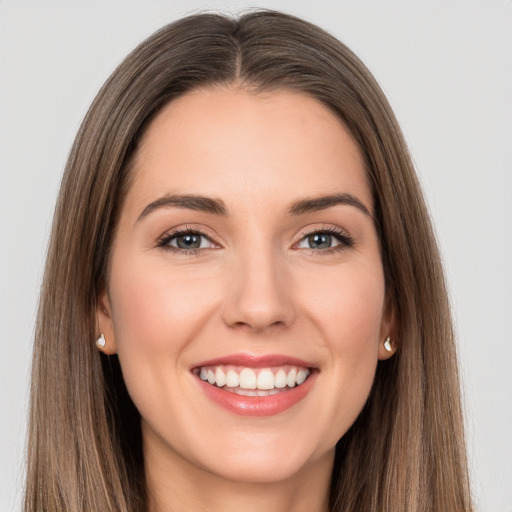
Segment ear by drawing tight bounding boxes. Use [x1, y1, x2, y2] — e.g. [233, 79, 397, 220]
[378, 294, 398, 360]
[96, 289, 117, 355]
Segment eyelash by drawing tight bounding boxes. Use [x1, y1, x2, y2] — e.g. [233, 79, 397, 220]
[156, 225, 354, 255]
[295, 226, 354, 254]
[156, 226, 215, 255]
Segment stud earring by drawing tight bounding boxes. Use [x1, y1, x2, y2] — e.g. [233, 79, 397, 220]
[95, 333, 106, 349]
[383, 336, 393, 352]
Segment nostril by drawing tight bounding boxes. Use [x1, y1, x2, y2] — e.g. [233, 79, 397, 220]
[230, 318, 288, 332]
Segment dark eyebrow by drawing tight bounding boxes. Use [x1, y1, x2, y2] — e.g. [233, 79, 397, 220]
[137, 194, 228, 221]
[287, 193, 372, 217]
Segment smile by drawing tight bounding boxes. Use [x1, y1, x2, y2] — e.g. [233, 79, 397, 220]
[192, 355, 317, 416]
[195, 365, 311, 396]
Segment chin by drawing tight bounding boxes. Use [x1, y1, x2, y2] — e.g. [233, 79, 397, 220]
[188, 430, 333, 485]
[204, 451, 320, 485]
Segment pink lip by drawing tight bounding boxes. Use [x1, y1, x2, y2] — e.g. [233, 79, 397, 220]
[191, 353, 318, 417]
[192, 353, 315, 369]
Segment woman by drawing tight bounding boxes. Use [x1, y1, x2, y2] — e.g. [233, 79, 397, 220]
[24, 10, 473, 512]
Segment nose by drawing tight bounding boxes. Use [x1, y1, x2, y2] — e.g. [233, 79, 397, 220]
[221, 247, 296, 333]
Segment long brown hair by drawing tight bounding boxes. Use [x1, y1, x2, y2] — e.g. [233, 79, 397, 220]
[25, 10, 473, 511]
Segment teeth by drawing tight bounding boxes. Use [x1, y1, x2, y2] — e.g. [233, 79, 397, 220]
[239, 368, 257, 389]
[225, 369, 239, 387]
[257, 369, 274, 390]
[287, 368, 297, 388]
[235, 388, 258, 397]
[274, 369, 287, 388]
[296, 369, 308, 385]
[215, 367, 226, 387]
[197, 364, 311, 391]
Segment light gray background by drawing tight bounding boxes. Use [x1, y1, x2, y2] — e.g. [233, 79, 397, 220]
[1, 1, 511, 511]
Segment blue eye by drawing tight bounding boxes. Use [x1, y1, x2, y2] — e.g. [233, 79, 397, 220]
[158, 230, 216, 251]
[172, 233, 204, 249]
[305, 233, 336, 249]
[296, 229, 353, 251]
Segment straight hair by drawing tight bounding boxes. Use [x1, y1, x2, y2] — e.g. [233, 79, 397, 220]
[25, 10, 473, 511]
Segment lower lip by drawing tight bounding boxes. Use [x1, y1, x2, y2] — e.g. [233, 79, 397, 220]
[195, 372, 317, 417]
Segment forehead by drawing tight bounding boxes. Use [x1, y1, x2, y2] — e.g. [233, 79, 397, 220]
[127, 86, 371, 216]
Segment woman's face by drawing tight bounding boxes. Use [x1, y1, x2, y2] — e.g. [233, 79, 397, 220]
[99, 87, 393, 485]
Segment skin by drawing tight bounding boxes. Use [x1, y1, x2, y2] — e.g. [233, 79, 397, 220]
[98, 86, 395, 512]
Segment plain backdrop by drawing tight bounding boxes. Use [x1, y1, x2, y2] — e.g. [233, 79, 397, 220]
[1, 1, 511, 511]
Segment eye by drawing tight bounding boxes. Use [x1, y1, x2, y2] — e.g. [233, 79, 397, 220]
[299, 233, 338, 250]
[295, 228, 353, 251]
[158, 229, 217, 252]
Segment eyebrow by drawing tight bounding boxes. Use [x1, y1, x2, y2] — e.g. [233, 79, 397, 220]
[137, 192, 371, 222]
[137, 194, 228, 221]
[287, 193, 372, 217]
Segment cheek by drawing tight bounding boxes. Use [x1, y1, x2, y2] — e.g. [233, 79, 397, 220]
[107, 255, 220, 405]
[298, 262, 385, 435]
[302, 261, 386, 351]
[109, 256, 216, 352]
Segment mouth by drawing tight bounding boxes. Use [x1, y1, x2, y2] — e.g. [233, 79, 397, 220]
[193, 364, 311, 396]
[191, 355, 317, 416]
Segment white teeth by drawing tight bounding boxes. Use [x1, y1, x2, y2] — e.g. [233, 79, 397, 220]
[215, 367, 226, 387]
[239, 368, 257, 389]
[225, 369, 239, 387]
[296, 368, 308, 385]
[274, 369, 287, 388]
[257, 369, 274, 390]
[287, 368, 297, 388]
[197, 364, 311, 391]
[236, 388, 258, 396]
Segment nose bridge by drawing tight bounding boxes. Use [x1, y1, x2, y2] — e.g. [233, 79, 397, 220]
[222, 242, 295, 331]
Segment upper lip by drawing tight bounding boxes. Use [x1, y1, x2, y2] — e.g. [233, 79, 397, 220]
[192, 353, 316, 370]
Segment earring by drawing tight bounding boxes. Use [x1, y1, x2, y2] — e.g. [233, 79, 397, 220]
[383, 336, 393, 352]
[96, 333, 106, 349]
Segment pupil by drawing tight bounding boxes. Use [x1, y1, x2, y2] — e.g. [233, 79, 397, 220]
[309, 233, 331, 249]
[177, 234, 200, 249]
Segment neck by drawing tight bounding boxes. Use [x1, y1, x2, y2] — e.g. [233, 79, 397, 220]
[145, 440, 333, 512]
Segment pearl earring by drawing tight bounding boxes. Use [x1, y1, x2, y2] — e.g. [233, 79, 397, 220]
[96, 333, 106, 349]
[383, 336, 393, 352]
